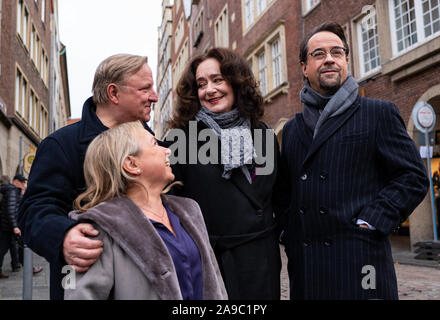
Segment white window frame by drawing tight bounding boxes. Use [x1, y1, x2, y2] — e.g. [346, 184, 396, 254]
[356, 14, 381, 76]
[271, 39, 282, 88]
[303, 0, 320, 15]
[215, 5, 229, 48]
[258, 51, 267, 95]
[389, 0, 440, 57]
[245, 0, 254, 28]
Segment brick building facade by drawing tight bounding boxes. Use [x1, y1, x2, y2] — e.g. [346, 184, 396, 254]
[0, 0, 70, 179]
[154, 0, 440, 247]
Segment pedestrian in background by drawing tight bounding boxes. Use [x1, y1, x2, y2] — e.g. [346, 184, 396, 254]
[11, 174, 42, 275]
[0, 175, 21, 278]
[167, 47, 281, 299]
[18, 54, 160, 300]
[65, 121, 226, 300]
[275, 22, 429, 300]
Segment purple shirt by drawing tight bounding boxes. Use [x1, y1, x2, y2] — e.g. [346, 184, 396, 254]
[150, 205, 203, 300]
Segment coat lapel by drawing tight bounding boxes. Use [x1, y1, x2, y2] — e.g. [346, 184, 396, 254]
[72, 197, 182, 300]
[162, 194, 227, 299]
[302, 98, 360, 167]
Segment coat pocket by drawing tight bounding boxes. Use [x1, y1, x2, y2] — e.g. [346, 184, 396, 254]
[340, 131, 370, 145]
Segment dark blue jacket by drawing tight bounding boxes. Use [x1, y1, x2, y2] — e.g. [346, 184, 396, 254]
[18, 97, 155, 300]
[276, 96, 429, 300]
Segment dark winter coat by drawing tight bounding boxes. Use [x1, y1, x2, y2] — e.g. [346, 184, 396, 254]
[0, 184, 21, 233]
[276, 96, 429, 300]
[17, 97, 156, 300]
[167, 120, 281, 299]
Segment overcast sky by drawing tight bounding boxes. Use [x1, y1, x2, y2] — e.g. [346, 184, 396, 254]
[58, 1, 162, 122]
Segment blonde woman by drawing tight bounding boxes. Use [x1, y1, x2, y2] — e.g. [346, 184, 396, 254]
[64, 121, 227, 300]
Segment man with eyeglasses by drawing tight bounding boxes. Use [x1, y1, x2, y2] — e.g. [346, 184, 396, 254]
[274, 22, 428, 299]
[18, 54, 160, 300]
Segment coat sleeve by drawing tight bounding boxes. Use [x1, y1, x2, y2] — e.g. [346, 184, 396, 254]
[5, 187, 19, 230]
[357, 102, 429, 235]
[272, 121, 293, 239]
[64, 228, 114, 300]
[17, 137, 79, 265]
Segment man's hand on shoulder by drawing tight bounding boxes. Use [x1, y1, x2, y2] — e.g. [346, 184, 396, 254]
[63, 223, 103, 273]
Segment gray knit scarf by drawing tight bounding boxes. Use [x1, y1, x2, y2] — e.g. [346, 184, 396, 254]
[195, 107, 255, 184]
[301, 75, 359, 138]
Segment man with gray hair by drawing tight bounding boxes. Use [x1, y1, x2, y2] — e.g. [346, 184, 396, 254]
[18, 54, 158, 300]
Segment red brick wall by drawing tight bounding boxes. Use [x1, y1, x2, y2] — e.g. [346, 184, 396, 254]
[0, 0, 50, 117]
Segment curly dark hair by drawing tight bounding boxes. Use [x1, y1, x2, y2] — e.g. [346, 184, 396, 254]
[168, 47, 264, 129]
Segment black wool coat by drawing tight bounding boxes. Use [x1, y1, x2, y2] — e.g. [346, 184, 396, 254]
[17, 97, 156, 300]
[275, 96, 429, 300]
[167, 120, 281, 299]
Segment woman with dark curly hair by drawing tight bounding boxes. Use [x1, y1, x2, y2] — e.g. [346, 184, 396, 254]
[166, 48, 281, 299]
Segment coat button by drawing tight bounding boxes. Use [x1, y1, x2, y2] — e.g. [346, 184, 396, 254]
[319, 207, 328, 215]
[303, 240, 311, 247]
[256, 209, 263, 216]
[319, 171, 328, 180]
[300, 173, 308, 181]
[299, 206, 307, 215]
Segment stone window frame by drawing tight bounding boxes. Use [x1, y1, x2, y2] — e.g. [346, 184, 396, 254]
[39, 103, 48, 139]
[172, 39, 188, 90]
[374, 0, 440, 82]
[16, 0, 30, 50]
[350, 6, 382, 80]
[214, 4, 229, 48]
[301, 0, 321, 16]
[246, 22, 289, 103]
[193, 8, 204, 48]
[241, 0, 277, 35]
[257, 49, 268, 96]
[14, 64, 45, 137]
[389, 0, 440, 57]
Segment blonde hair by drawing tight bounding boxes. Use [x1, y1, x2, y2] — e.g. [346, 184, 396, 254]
[92, 54, 148, 105]
[74, 121, 145, 212]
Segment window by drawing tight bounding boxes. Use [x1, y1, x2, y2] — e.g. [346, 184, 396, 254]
[15, 69, 25, 116]
[258, 52, 267, 95]
[17, 0, 23, 37]
[17, 1, 30, 47]
[173, 40, 188, 89]
[30, 25, 37, 64]
[390, 0, 440, 55]
[40, 105, 48, 138]
[272, 39, 282, 88]
[246, 24, 287, 99]
[29, 90, 35, 129]
[357, 13, 381, 75]
[40, 48, 49, 85]
[245, 0, 254, 28]
[303, 0, 320, 14]
[41, 0, 45, 23]
[193, 10, 204, 47]
[243, 0, 274, 30]
[423, 0, 440, 37]
[215, 6, 229, 48]
[175, 16, 184, 52]
[257, 0, 266, 15]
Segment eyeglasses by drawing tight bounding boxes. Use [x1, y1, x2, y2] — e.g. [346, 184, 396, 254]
[309, 46, 347, 60]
